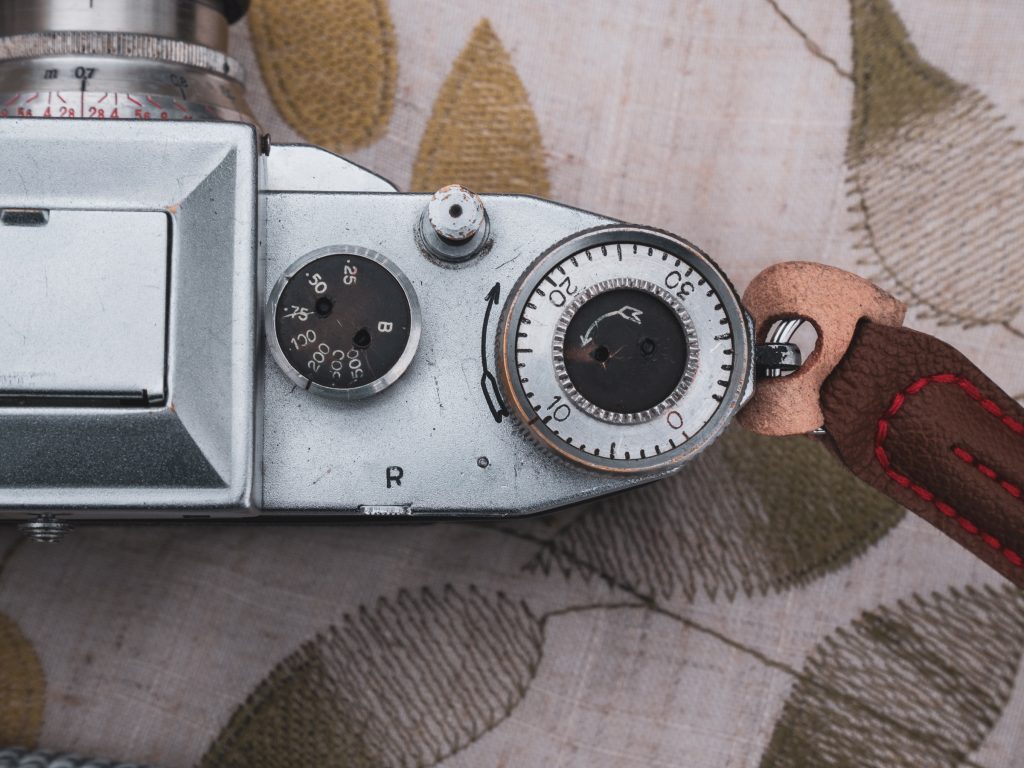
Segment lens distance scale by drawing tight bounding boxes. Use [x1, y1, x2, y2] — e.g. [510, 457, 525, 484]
[499, 226, 752, 473]
[267, 246, 421, 400]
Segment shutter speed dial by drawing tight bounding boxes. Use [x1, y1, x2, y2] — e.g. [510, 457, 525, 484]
[267, 246, 421, 399]
[499, 226, 752, 474]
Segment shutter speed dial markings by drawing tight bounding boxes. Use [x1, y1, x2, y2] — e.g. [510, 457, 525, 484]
[267, 247, 421, 400]
[500, 227, 747, 473]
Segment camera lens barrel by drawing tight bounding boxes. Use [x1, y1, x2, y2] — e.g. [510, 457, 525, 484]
[0, 0, 255, 123]
[0, 0, 249, 51]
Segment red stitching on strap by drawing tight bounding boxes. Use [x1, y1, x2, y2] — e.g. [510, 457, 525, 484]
[876, 374, 1024, 570]
[952, 446, 1024, 502]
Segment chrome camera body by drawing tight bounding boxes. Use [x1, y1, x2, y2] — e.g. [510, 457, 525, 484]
[0, 0, 757, 532]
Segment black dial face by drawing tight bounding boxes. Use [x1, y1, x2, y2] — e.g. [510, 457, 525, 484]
[562, 288, 689, 415]
[270, 251, 419, 398]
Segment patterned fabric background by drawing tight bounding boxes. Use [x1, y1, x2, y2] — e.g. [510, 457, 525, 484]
[1, 1, 1023, 766]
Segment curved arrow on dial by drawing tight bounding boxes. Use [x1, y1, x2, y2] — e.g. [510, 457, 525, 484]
[580, 306, 644, 346]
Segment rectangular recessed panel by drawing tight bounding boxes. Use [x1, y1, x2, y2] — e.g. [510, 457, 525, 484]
[0, 209, 168, 401]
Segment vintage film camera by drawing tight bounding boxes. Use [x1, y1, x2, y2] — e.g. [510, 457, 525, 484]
[0, 0, 787, 539]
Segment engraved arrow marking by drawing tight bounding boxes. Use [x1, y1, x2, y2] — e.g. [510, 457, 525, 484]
[481, 282, 509, 423]
[580, 306, 643, 346]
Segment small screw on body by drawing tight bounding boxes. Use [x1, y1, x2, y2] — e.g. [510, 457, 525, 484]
[19, 515, 71, 543]
[477, 456, 490, 469]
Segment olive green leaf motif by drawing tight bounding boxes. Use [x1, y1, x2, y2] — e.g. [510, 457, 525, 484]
[0, 613, 45, 747]
[846, 0, 1024, 337]
[528, 428, 904, 601]
[199, 586, 543, 768]
[411, 19, 551, 196]
[761, 584, 1024, 767]
[248, 0, 396, 152]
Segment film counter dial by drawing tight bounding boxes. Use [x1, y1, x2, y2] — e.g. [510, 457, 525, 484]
[499, 228, 750, 474]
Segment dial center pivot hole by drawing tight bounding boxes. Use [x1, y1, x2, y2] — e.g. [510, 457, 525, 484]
[267, 248, 421, 400]
[561, 287, 688, 415]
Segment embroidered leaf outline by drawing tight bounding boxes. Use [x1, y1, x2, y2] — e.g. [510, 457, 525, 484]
[199, 585, 543, 768]
[846, 0, 1024, 336]
[411, 19, 550, 196]
[249, 0, 397, 152]
[761, 584, 1024, 767]
[527, 428, 904, 602]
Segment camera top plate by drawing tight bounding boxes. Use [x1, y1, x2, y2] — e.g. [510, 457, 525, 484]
[0, 118, 258, 514]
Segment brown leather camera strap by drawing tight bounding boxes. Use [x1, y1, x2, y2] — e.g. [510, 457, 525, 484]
[821, 321, 1024, 587]
[740, 261, 1024, 587]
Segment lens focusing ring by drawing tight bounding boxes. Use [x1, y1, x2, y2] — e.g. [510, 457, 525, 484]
[0, 32, 244, 79]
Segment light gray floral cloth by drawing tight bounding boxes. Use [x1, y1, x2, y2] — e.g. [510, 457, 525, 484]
[0, 1, 1022, 766]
